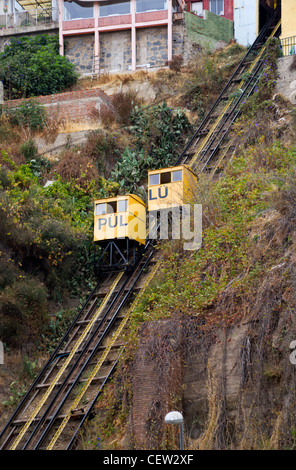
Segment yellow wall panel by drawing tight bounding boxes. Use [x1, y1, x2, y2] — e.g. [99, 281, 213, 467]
[281, 0, 296, 40]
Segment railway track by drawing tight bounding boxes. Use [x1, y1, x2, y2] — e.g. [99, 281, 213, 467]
[177, 7, 281, 176]
[0, 8, 281, 450]
[0, 241, 158, 450]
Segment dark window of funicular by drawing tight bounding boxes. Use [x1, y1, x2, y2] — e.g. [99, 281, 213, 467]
[160, 171, 171, 184]
[107, 201, 117, 213]
[63, 0, 94, 20]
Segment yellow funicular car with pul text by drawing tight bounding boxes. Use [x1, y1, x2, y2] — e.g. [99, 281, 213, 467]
[147, 164, 197, 212]
[94, 194, 146, 272]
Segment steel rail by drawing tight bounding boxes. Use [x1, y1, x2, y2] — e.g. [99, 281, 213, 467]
[189, 20, 281, 171]
[175, 7, 281, 167]
[46, 259, 161, 450]
[0, 273, 106, 447]
[198, 72, 263, 175]
[192, 55, 267, 172]
[8, 272, 124, 450]
[33, 247, 156, 449]
[20, 270, 136, 449]
[24, 238, 155, 449]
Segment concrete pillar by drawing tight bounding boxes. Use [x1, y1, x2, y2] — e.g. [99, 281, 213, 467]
[168, 0, 173, 62]
[131, 0, 136, 71]
[58, 0, 64, 55]
[0, 81, 4, 105]
[94, 2, 99, 72]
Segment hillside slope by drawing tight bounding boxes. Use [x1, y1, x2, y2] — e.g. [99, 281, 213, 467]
[3, 42, 296, 450]
[77, 49, 296, 450]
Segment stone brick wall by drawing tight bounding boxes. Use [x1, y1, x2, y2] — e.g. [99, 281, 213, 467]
[63, 20, 202, 75]
[100, 29, 132, 72]
[64, 34, 94, 75]
[4, 87, 112, 122]
[136, 26, 168, 68]
[129, 320, 182, 450]
[173, 19, 202, 63]
[276, 56, 296, 104]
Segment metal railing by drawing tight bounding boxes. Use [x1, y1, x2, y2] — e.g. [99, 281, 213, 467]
[0, 8, 58, 30]
[280, 35, 296, 56]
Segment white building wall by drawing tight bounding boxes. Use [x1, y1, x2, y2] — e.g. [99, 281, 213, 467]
[234, 0, 258, 46]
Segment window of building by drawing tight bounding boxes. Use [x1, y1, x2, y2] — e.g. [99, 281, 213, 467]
[100, 0, 130, 17]
[191, 1, 203, 16]
[63, 0, 94, 20]
[209, 0, 224, 16]
[136, 0, 167, 13]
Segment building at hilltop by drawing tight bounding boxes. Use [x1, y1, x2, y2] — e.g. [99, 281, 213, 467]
[57, 0, 186, 74]
[1, 0, 295, 76]
[184, 0, 233, 21]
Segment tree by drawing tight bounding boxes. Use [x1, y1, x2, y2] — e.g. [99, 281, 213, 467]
[0, 35, 78, 99]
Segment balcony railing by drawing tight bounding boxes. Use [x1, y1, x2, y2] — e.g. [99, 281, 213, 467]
[280, 35, 296, 57]
[0, 8, 58, 31]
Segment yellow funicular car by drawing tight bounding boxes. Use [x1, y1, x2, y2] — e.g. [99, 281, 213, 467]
[147, 164, 197, 212]
[94, 194, 146, 272]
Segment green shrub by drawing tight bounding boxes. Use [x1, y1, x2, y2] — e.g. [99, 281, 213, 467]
[0, 277, 48, 346]
[111, 102, 192, 193]
[19, 139, 39, 161]
[8, 98, 47, 131]
[0, 35, 78, 99]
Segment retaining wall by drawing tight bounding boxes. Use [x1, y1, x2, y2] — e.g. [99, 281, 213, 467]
[4, 87, 112, 122]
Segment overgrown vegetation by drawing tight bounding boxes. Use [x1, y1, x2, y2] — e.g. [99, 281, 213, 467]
[181, 43, 246, 119]
[3, 36, 296, 451]
[112, 102, 192, 194]
[78, 37, 296, 451]
[0, 35, 78, 99]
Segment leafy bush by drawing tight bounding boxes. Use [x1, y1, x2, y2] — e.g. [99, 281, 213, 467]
[8, 98, 47, 131]
[111, 102, 192, 193]
[0, 35, 78, 99]
[0, 163, 96, 298]
[19, 139, 39, 161]
[0, 277, 48, 346]
[112, 91, 140, 125]
[165, 55, 183, 73]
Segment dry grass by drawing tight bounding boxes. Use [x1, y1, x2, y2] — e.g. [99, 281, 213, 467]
[57, 119, 100, 134]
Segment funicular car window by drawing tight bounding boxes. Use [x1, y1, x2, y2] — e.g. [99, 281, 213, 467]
[149, 173, 160, 185]
[96, 203, 106, 215]
[172, 170, 182, 182]
[107, 201, 117, 214]
[118, 200, 128, 212]
[161, 172, 171, 184]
